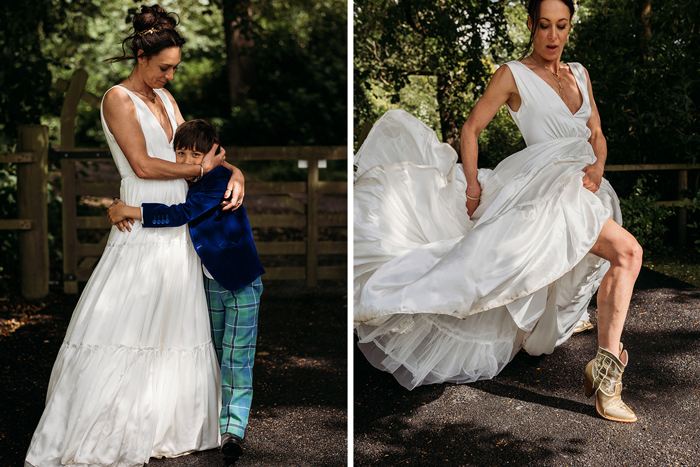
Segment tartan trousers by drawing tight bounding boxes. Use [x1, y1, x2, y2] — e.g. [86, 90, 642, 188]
[205, 275, 263, 439]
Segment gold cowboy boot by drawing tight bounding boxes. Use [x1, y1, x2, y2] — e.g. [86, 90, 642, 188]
[584, 343, 637, 423]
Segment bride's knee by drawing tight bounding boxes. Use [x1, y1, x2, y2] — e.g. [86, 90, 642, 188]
[615, 237, 643, 273]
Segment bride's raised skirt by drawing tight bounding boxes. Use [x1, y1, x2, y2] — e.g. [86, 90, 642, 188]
[354, 110, 622, 390]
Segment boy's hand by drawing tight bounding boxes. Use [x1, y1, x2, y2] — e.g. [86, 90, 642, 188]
[108, 199, 135, 232]
[201, 143, 225, 175]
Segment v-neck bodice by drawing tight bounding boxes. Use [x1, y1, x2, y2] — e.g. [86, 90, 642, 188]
[116, 85, 177, 144]
[505, 60, 591, 147]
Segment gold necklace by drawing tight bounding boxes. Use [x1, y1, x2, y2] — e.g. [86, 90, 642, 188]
[128, 75, 157, 104]
[531, 55, 563, 97]
[127, 75, 168, 132]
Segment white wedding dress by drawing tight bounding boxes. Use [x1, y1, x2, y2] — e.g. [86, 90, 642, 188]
[354, 61, 622, 390]
[25, 86, 221, 467]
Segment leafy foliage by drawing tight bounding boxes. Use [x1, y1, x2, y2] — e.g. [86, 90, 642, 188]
[0, 0, 101, 151]
[681, 194, 700, 253]
[570, 0, 700, 165]
[219, 0, 347, 146]
[619, 176, 675, 254]
[0, 166, 63, 293]
[354, 0, 515, 148]
[2, 0, 346, 150]
[356, 0, 698, 167]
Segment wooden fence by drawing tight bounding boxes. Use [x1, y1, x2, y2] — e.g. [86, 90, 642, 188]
[56, 69, 346, 293]
[59, 148, 347, 293]
[605, 164, 700, 246]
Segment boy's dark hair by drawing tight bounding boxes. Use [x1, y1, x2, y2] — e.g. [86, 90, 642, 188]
[173, 119, 219, 154]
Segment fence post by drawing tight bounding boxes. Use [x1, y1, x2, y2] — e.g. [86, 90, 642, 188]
[17, 125, 49, 299]
[61, 69, 88, 294]
[306, 157, 319, 286]
[678, 169, 688, 247]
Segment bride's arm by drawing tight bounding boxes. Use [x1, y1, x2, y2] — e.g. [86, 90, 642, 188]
[582, 67, 606, 193]
[162, 89, 245, 210]
[460, 65, 519, 215]
[103, 89, 224, 180]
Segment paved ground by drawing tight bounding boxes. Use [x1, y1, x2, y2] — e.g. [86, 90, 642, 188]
[4, 266, 699, 466]
[0, 280, 347, 466]
[354, 267, 700, 466]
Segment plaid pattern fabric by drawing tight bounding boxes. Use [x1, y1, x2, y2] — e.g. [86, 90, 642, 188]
[205, 275, 263, 438]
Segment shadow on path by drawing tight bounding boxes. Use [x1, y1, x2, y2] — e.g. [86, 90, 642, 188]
[354, 267, 700, 466]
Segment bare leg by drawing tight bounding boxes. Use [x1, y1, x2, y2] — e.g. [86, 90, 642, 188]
[589, 218, 643, 355]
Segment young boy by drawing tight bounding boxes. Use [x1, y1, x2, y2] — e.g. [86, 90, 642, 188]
[108, 119, 265, 461]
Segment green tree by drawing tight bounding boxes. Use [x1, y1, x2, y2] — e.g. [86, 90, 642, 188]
[218, 0, 347, 146]
[3, 0, 345, 149]
[570, 0, 700, 165]
[220, 0, 254, 107]
[354, 0, 514, 152]
[0, 0, 103, 150]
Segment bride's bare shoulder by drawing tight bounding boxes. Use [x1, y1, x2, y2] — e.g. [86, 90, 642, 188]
[484, 63, 518, 100]
[102, 85, 132, 109]
[102, 86, 135, 116]
[491, 63, 517, 86]
[101, 86, 139, 136]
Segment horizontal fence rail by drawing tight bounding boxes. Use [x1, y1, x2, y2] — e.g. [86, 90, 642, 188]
[605, 164, 700, 246]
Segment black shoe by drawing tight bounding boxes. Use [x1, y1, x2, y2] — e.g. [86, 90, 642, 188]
[220, 432, 243, 460]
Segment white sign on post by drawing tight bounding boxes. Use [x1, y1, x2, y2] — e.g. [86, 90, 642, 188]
[298, 160, 327, 169]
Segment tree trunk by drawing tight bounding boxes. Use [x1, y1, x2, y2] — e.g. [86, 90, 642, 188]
[640, 0, 652, 59]
[222, 0, 255, 107]
[436, 73, 460, 154]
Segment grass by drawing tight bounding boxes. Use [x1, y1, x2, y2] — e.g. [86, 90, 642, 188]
[643, 248, 700, 288]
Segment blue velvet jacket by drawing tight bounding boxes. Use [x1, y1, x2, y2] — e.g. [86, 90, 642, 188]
[142, 166, 264, 292]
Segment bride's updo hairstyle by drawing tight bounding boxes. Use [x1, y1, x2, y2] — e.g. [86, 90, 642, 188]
[105, 5, 185, 63]
[520, 0, 575, 59]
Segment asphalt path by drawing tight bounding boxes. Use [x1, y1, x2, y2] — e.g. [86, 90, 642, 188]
[354, 267, 700, 466]
[4, 266, 699, 467]
[1, 280, 347, 466]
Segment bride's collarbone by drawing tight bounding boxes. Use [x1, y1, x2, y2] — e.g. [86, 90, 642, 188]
[133, 91, 171, 132]
[526, 63, 583, 112]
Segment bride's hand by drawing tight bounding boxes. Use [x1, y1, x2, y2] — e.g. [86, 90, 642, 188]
[582, 163, 604, 193]
[466, 183, 481, 217]
[221, 167, 245, 211]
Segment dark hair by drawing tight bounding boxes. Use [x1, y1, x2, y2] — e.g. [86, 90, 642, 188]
[173, 119, 219, 154]
[105, 5, 185, 63]
[520, 0, 575, 59]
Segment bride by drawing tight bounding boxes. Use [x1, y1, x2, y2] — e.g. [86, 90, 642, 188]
[25, 5, 246, 466]
[354, 0, 642, 423]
